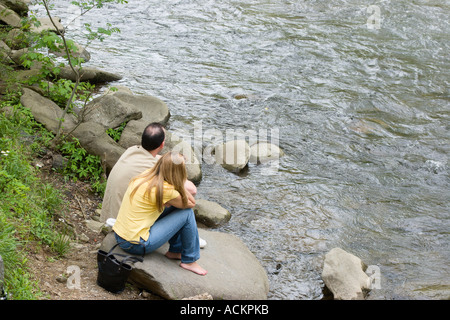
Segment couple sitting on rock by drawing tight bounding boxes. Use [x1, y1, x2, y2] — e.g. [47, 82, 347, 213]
[101, 123, 207, 276]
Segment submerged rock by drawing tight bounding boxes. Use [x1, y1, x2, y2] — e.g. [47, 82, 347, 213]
[249, 142, 284, 164]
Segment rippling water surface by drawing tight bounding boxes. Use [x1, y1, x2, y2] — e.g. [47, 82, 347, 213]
[37, 0, 450, 299]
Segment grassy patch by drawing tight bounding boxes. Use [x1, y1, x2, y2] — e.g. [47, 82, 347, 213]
[0, 97, 74, 299]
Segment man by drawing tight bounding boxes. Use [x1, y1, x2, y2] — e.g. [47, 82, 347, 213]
[100, 123, 197, 223]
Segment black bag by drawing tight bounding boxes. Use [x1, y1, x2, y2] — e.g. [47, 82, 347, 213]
[96, 242, 144, 294]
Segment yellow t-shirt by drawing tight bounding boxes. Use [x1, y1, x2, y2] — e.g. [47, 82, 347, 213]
[113, 170, 180, 242]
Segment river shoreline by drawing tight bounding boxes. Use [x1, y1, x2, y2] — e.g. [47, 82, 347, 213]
[2, 0, 449, 300]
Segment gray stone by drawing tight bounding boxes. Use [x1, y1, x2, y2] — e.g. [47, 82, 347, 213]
[70, 121, 125, 172]
[83, 93, 143, 129]
[112, 92, 170, 124]
[50, 41, 91, 62]
[85, 219, 105, 233]
[249, 142, 284, 164]
[30, 16, 64, 34]
[1, 0, 29, 17]
[321, 247, 371, 300]
[20, 88, 78, 134]
[100, 230, 269, 300]
[5, 28, 29, 50]
[215, 139, 250, 173]
[9, 48, 27, 65]
[194, 199, 231, 228]
[161, 131, 202, 184]
[0, 3, 21, 27]
[0, 40, 13, 64]
[57, 66, 122, 84]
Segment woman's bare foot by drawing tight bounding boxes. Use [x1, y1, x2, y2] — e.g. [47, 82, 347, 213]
[165, 251, 181, 260]
[180, 262, 208, 276]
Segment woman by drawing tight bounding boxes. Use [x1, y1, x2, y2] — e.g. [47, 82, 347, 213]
[113, 152, 207, 276]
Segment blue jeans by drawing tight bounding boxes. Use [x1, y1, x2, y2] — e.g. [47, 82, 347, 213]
[114, 206, 200, 264]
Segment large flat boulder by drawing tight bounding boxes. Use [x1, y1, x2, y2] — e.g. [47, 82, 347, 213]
[100, 229, 269, 300]
[83, 93, 143, 129]
[112, 91, 169, 124]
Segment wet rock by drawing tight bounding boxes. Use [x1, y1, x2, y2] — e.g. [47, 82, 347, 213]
[215, 139, 250, 173]
[249, 142, 284, 164]
[193, 199, 231, 228]
[321, 248, 371, 300]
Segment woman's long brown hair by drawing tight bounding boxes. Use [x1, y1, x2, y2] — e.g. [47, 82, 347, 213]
[129, 152, 188, 211]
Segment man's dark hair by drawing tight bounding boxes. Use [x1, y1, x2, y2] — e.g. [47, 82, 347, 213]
[141, 123, 165, 151]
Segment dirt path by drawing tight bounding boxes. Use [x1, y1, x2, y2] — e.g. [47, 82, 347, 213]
[28, 153, 161, 300]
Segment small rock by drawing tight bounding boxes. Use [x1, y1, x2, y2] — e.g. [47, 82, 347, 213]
[182, 292, 213, 300]
[56, 275, 67, 284]
[85, 219, 105, 233]
[321, 247, 371, 300]
[249, 142, 284, 164]
[51, 154, 68, 171]
[78, 233, 90, 243]
[57, 66, 122, 84]
[215, 140, 250, 173]
[194, 199, 231, 228]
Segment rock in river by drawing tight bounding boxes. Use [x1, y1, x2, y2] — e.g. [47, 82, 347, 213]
[100, 229, 269, 300]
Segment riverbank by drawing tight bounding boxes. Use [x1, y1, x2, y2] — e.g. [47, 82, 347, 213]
[1, 0, 269, 300]
[27, 161, 156, 300]
[0, 0, 154, 299]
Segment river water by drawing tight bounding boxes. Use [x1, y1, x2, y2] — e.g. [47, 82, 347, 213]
[36, 0, 449, 299]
